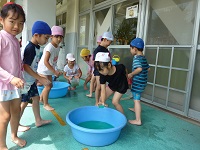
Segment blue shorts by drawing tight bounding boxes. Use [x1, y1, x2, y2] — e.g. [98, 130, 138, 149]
[132, 92, 141, 100]
[21, 82, 39, 102]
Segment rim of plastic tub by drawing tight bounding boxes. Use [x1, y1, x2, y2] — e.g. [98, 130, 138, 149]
[37, 81, 70, 90]
[66, 106, 127, 133]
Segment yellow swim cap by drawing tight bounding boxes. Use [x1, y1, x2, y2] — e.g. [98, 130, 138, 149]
[80, 48, 90, 57]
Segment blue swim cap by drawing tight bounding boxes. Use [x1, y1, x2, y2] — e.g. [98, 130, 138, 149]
[32, 21, 51, 36]
[130, 38, 144, 49]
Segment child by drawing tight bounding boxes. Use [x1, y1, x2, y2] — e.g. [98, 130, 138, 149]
[19, 21, 53, 132]
[93, 32, 113, 106]
[63, 53, 82, 90]
[0, 2, 26, 149]
[127, 38, 150, 125]
[95, 52, 129, 114]
[37, 26, 64, 111]
[96, 35, 102, 45]
[80, 48, 95, 92]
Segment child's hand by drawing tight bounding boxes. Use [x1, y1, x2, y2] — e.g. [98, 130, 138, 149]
[39, 77, 51, 86]
[128, 73, 133, 79]
[10, 77, 24, 89]
[74, 75, 79, 79]
[54, 70, 60, 77]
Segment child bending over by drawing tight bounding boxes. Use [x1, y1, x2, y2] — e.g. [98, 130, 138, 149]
[95, 52, 129, 114]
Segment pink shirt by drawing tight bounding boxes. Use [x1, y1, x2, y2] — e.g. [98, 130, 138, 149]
[0, 30, 23, 90]
[86, 55, 94, 73]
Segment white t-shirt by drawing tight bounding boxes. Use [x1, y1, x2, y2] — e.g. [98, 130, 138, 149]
[37, 43, 60, 75]
[63, 64, 80, 77]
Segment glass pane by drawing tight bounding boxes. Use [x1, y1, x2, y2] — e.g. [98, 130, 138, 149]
[155, 67, 169, 86]
[56, 14, 62, 26]
[168, 90, 185, 111]
[95, 0, 106, 5]
[153, 86, 167, 105]
[190, 50, 200, 111]
[147, 0, 197, 45]
[79, 14, 90, 45]
[79, 0, 90, 12]
[148, 66, 154, 83]
[94, 7, 111, 45]
[170, 69, 187, 91]
[142, 84, 153, 101]
[157, 48, 171, 66]
[172, 47, 190, 69]
[145, 48, 157, 65]
[113, 0, 138, 45]
[109, 48, 132, 73]
[62, 12, 66, 24]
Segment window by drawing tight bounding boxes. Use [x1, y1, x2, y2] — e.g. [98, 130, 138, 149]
[113, 0, 138, 45]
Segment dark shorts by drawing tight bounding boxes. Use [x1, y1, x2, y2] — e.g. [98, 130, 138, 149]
[21, 82, 39, 102]
[93, 69, 100, 76]
[109, 85, 128, 94]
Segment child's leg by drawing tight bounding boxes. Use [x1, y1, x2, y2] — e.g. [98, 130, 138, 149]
[41, 83, 53, 110]
[18, 101, 30, 132]
[129, 100, 142, 125]
[86, 74, 95, 97]
[84, 74, 91, 90]
[111, 91, 124, 114]
[10, 98, 26, 147]
[31, 96, 52, 127]
[40, 75, 53, 111]
[0, 101, 11, 149]
[94, 76, 101, 106]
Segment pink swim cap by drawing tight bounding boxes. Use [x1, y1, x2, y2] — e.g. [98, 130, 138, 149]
[97, 35, 102, 43]
[51, 26, 63, 36]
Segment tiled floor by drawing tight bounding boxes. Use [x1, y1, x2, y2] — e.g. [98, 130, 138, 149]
[6, 78, 200, 150]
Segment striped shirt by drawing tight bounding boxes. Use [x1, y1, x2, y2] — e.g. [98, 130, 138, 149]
[131, 55, 149, 93]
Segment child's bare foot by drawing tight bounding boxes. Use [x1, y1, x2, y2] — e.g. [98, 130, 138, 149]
[43, 105, 54, 111]
[128, 108, 135, 112]
[84, 84, 88, 90]
[18, 125, 30, 132]
[12, 137, 26, 147]
[86, 94, 92, 98]
[36, 119, 52, 127]
[128, 120, 142, 126]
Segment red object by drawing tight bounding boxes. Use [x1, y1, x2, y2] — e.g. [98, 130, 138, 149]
[128, 78, 132, 85]
[3, 2, 22, 9]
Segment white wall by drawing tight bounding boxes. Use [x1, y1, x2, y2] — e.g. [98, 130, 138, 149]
[21, 0, 56, 47]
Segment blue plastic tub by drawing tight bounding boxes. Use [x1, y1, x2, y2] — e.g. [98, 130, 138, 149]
[66, 106, 127, 146]
[37, 81, 70, 99]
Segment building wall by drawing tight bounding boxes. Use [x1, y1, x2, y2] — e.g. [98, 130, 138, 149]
[17, 0, 199, 122]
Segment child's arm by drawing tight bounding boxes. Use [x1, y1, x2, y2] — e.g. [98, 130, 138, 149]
[63, 71, 72, 81]
[128, 67, 142, 79]
[44, 51, 60, 77]
[24, 64, 50, 85]
[100, 84, 107, 105]
[75, 68, 82, 79]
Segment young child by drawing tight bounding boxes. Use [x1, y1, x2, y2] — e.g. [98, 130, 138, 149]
[19, 21, 52, 132]
[0, 2, 26, 149]
[96, 35, 102, 45]
[127, 38, 150, 125]
[93, 32, 113, 106]
[80, 48, 95, 92]
[63, 53, 82, 90]
[37, 26, 64, 111]
[95, 52, 128, 114]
